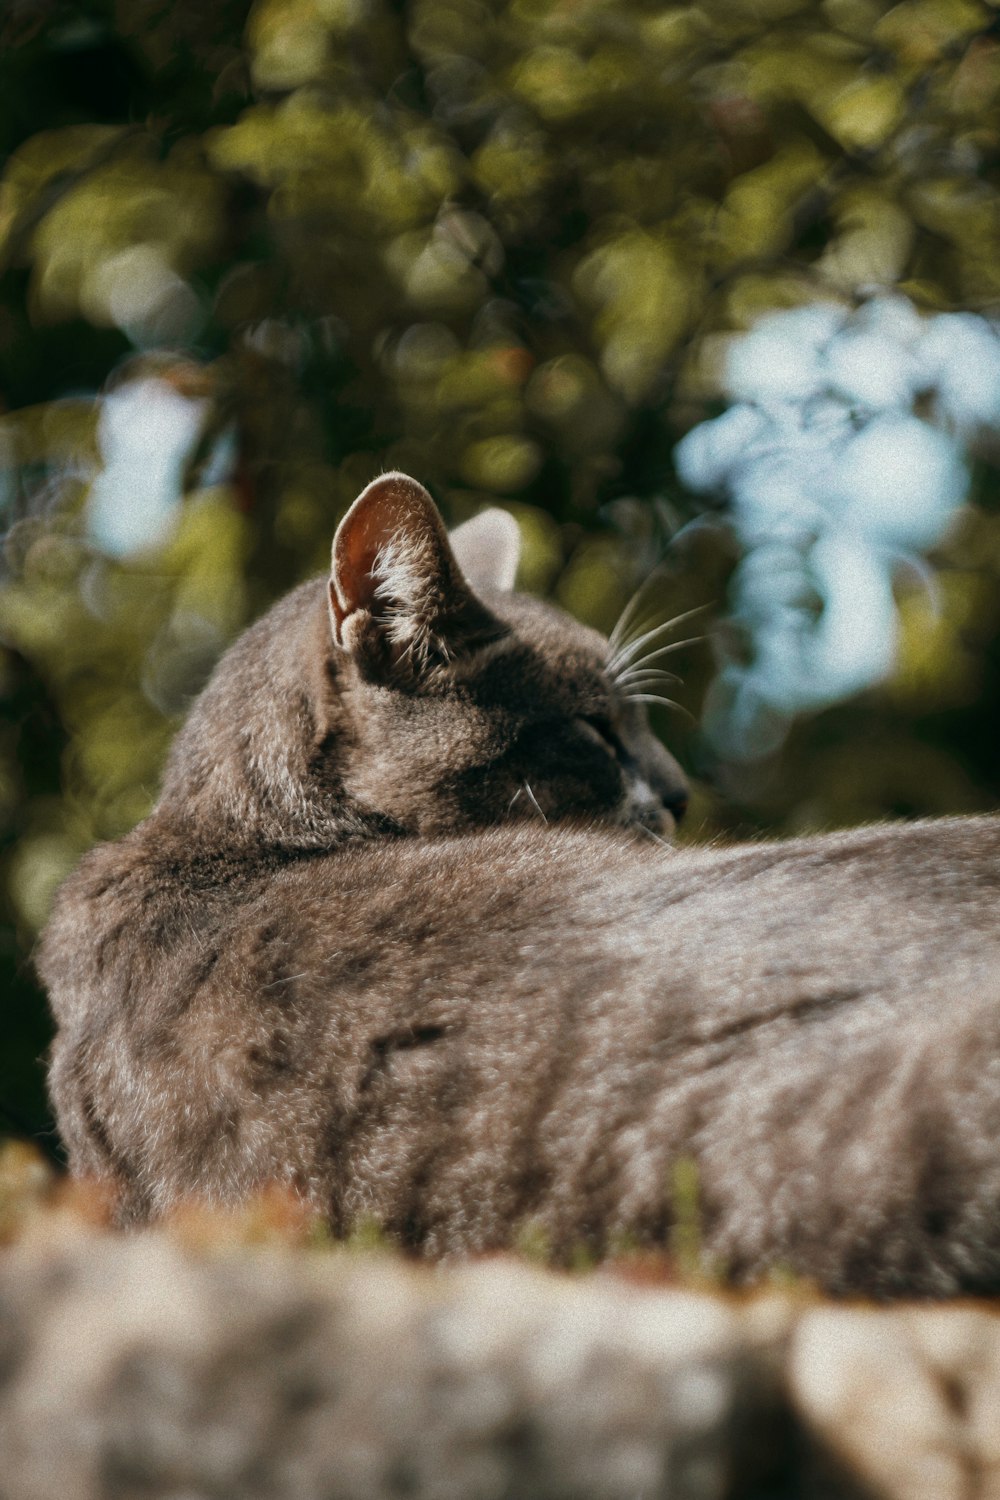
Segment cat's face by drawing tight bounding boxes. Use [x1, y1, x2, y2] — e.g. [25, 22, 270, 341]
[328, 474, 688, 840]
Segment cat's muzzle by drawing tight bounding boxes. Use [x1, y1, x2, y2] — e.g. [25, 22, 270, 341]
[626, 783, 687, 838]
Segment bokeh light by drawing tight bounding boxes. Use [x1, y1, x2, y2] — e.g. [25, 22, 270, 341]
[676, 296, 1000, 756]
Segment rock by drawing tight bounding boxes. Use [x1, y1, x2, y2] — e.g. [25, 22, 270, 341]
[789, 1303, 1000, 1500]
[0, 1234, 786, 1500]
[4, 1228, 1000, 1499]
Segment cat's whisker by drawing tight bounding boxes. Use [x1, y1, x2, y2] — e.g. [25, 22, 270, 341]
[609, 623, 681, 678]
[615, 666, 683, 690]
[608, 605, 710, 677]
[622, 678, 686, 699]
[622, 662, 684, 681]
[522, 781, 548, 825]
[626, 691, 682, 708]
[608, 591, 647, 653]
[614, 614, 664, 656]
[623, 599, 709, 644]
[626, 692, 696, 723]
[613, 634, 706, 676]
[639, 823, 671, 849]
[607, 561, 675, 651]
[609, 612, 644, 654]
[625, 682, 686, 701]
[610, 613, 709, 676]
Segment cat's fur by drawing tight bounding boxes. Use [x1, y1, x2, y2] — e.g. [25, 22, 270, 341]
[40, 474, 1000, 1297]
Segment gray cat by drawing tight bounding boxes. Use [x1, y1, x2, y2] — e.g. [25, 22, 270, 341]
[39, 473, 1000, 1297]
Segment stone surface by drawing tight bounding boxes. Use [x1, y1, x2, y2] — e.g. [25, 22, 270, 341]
[0, 1233, 787, 1500]
[2, 1227, 1000, 1499]
[790, 1302, 1000, 1500]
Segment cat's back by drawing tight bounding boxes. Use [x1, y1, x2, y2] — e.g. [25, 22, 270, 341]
[272, 812, 1000, 948]
[44, 811, 1000, 1024]
[198, 812, 1000, 1029]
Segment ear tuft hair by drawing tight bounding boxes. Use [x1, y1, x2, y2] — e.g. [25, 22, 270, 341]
[369, 530, 444, 657]
[330, 472, 502, 674]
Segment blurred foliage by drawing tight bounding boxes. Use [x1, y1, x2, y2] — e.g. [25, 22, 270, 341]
[2, 0, 1000, 1146]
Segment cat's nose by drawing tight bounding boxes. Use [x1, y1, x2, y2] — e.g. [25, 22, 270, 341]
[629, 779, 686, 838]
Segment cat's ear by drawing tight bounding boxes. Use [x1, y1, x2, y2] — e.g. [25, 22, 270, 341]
[449, 509, 521, 594]
[330, 472, 501, 670]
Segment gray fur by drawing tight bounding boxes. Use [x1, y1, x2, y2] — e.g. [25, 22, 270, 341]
[39, 474, 1000, 1296]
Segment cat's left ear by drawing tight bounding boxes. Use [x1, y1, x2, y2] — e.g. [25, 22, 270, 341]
[449, 509, 521, 594]
[330, 472, 502, 671]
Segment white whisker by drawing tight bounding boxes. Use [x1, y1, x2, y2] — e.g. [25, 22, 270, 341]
[608, 592, 648, 652]
[608, 604, 710, 676]
[639, 824, 671, 849]
[607, 561, 675, 651]
[627, 691, 682, 708]
[627, 693, 695, 723]
[522, 781, 548, 824]
[613, 635, 705, 678]
[615, 666, 683, 689]
[612, 614, 669, 658]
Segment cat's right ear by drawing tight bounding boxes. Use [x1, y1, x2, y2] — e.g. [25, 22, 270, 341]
[330, 472, 501, 673]
[449, 509, 521, 594]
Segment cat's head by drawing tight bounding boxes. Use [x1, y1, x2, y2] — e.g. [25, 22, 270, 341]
[160, 472, 689, 847]
[325, 473, 688, 840]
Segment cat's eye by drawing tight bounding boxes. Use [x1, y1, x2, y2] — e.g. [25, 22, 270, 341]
[577, 715, 622, 756]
